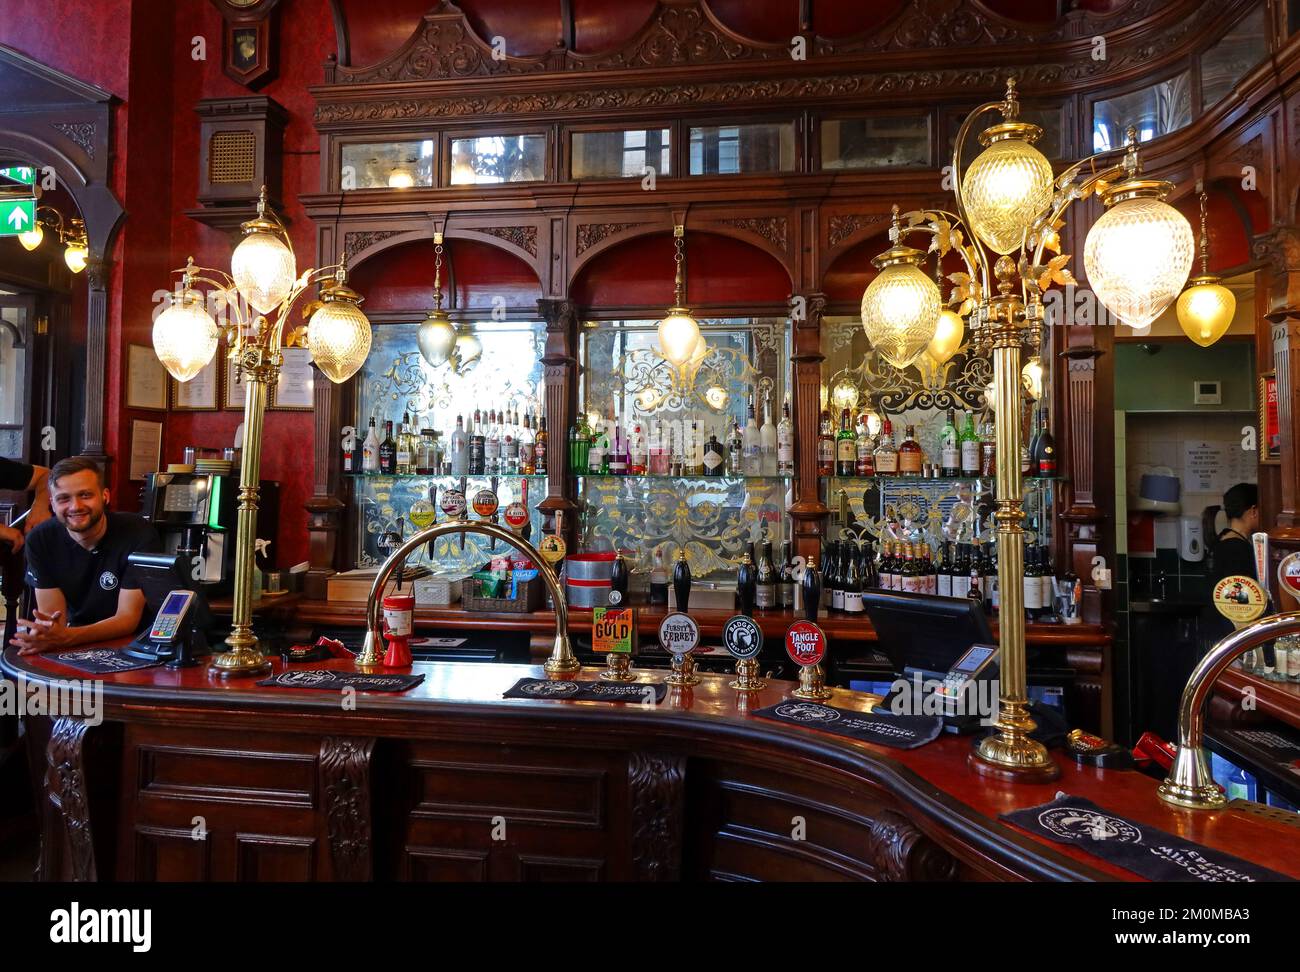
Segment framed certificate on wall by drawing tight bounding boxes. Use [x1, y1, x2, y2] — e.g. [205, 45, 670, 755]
[129, 419, 163, 482]
[270, 347, 315, 410]
[224, 360, 247, 410]
[127, 344, 168, 410]
[170, 356, 220, 411]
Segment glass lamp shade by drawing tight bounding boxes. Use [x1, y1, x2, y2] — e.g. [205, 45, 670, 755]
[658, 308, 701, 367]
[1021, 356, 1044, 400]
[18, 225, 43, 251]
[387, 168, 415, 189]
[861, 262, 941, 370]
[231, 230, 296, 314]
[453, 329, 483, 374]
[925, 309, 965, 366]
[704, 385, 729, 411]
[63, 241, 88, 273]
[1084, 191, 1194, 331]
[416, 310, 457, 366]
[1176, 276, 1235, 348]
[153, 289, 219, 381]
[307, 290, 372, 383]
[687, 332, 709, 369]
[830, 379, 860, 411]
[962, 135, 1054, 255]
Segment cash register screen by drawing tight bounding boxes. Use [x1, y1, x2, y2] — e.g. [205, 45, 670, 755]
[954, 645, 994, 673]
[160, 591, 190, 616]
[862, 590, 995, 676]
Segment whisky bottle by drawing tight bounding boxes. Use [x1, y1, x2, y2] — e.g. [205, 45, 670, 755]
[836, 408, 856, 477]
[817, 409, 834, 476]
[873, 419, 898, 475]
[855, 414, 875, 477]
[898, 425, 923, 477]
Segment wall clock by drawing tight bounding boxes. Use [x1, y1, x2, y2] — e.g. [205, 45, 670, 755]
[210, 0, 283, 90]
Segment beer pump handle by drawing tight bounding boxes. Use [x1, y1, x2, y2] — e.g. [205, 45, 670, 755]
[673, 549, 692, 614]
[736, 552, 756, 616]
[427, 484, 438, 559]
[802, 556, 821, 623]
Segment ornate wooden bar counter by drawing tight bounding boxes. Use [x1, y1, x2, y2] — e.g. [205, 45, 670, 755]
[7, 647, 1296, 883]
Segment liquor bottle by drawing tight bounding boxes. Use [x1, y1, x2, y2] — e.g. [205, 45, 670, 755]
[777, 399, 795, 476]
[649, 548, 669, 605]
[922, 544, 936, 594]
[484, 408, 500, 474]
[468, 409, 486, 474]
[417, 428, 437, 475]
[648, 421, 668, 475]
[379, 420, 397, 475]
[567, 424, 581, 475]
[960, 412, 980, 476]
[755, 540, 777, 611]
[391, 412, 409, 475]
[1023, 408, 1037, 476]
[361, 417, 380, 473]
[935, 408, 957, 478]
[627, 422, 646, 475]
[449, 414, 468, 475]
[679, 421, 698, 476]
[703, 431, 725, 476]
[609, 412, 628, 475]
[1033, 410, 1058, 477]
[843, 543, 864, 613]
[936, 541, 952, 597]
[873, 419, 898, 475]
[743, 397, 761, 476]
[693, 419, 706, 476]
[668, 426, 683, 476]
[530, 413, 546, 475]
[727, 420, 744, 476]
[899, 425, 923, 476]
[817, 409, 835, 477]
[855, 414, 875, 477]
[518, 412, 536, 475]
[500, 408, 517, 474]
[760, 394, 778, 477]
[588, 415, 609, 474]
[979, 421, 996, 478]
[778, 540, 795, 609]
[836, 408, 856, 478]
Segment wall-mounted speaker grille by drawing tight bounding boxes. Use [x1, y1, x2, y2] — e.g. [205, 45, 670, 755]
[209, 130, 256, 184]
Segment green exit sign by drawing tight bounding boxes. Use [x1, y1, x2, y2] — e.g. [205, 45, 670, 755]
[0, 198, 36, 236]
[0, 166, 36, 186]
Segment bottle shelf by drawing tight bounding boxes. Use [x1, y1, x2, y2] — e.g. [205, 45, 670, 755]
[821, 475, 1060, 485]
[345, 472, 548, 481]
[576, 473, 794, 482]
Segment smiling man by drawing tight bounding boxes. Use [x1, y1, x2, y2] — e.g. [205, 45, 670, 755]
[11, 457, 161, 655]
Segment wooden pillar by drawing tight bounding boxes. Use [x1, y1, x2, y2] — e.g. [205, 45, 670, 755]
[537, 298, 579, 551]
[304, 370, 349, 598]
[81, 259, 109, 465]
[1256, 226, 1300, 539]
[788, 291, 829, 562]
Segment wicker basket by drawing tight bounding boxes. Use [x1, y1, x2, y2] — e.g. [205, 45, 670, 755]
[462, 575, 542, 613]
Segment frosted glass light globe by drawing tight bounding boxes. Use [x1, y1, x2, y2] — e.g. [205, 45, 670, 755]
[153, 289, 219, 381]
[861, 262, 941, 370]
[962, 134, 1054, 255]
[417, 309, 457, 366]
[307, 291, 372, 383]
[1084, 192, 1194, 331]
[658, 309, 700, 367]
[1176, 277, 1235, 348]
[926, 309, 965, 366]
[63, 241, 88, 273]
[232, 230, 296, 314]
[18, 225, 43, 251]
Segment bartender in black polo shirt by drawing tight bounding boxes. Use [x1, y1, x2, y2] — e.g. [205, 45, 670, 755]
[10, 457, 161, 655]
[0, 456, 51, 550]
[1203, 482, 1266, 648]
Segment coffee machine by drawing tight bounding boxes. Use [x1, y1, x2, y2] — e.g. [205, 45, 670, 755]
[140, 473, 279, 596]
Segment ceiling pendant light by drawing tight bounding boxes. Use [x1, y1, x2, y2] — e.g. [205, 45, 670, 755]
[861, 206, 941, 369]
[417, 233, 457, 367]
[1084, 175, 1193, 331]
[924, 260, 964, 367]
[657, 225, 701, 369]
[307, 256, 373, 383]
[961, 79, 1055, 255]
[231, 187, 296, 314]
[453, 325, 483, 374]
[1176, 190, 1236, 348]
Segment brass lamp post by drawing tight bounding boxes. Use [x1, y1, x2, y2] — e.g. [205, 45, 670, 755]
[153, 186, 373, 677]
[873, 79, 1193, 780]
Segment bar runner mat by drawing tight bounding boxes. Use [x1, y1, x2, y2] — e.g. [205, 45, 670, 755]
[46, 648, 163, 675]
[1002, 794, 1293, 882]
[751, 701, 943, 750]
[504, 678, 668, 704]
[257, 670, 426, 692]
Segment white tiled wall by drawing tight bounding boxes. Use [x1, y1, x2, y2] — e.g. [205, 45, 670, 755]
[1122, 412, 1257, 525]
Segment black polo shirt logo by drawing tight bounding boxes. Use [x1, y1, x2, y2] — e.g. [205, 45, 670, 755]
[99, 571, 119, 591]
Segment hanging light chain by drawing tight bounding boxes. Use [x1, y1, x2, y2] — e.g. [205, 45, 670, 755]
[672, 224, 686, 306]
[1198, 190, 1211, 276]
[433, 231, 445, 311]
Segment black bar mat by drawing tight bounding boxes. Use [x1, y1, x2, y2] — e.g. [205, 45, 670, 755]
[1002, 794, 1294, 882]
[257, 670, 426, 692]
[503, 678, 668, 704]
[751, 701, 943, 749]
[45, 648, 163, 674]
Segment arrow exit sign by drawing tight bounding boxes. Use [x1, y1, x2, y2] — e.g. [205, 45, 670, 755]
[0, 198, 36, 236]
[0, 166, 36, 186]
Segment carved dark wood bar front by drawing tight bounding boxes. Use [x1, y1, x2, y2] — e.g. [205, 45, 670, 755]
[9, 648, 1298, 883]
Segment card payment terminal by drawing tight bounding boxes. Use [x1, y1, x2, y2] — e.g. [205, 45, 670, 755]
[937, 643, 999, 720]
[124, 589, 203, 666]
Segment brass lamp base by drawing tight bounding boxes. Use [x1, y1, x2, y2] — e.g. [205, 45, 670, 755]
[207, 646, 271, 679]
[969, 733, 1061, 783]
[543, 633, 581, 674]
[599, 652, 634, 681]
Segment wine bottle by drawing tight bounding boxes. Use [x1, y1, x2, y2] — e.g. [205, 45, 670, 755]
[756, 539, 777, 611]
[379, 420, 397, 475]
[937, 541, 952, 597]
[827, 540, 843, 612]
[778, 539, 795, 609]
[843, 543, 863, 613]
[960, 412, 980, 477]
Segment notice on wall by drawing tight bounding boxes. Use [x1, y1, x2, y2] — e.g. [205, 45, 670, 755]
[1183, 441, 1228, 493]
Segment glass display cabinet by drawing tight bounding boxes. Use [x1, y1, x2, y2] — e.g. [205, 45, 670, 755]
[575, 317, 792, 579]
[818, 314, 1056, 560]
[348, 319, 548, 571]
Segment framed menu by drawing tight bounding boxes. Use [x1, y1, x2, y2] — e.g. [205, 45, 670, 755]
[128, 420, 162, 482]
[270, 347, 315, 411]
[127, 344, 168, 410]
[170, 356, 220, 411]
